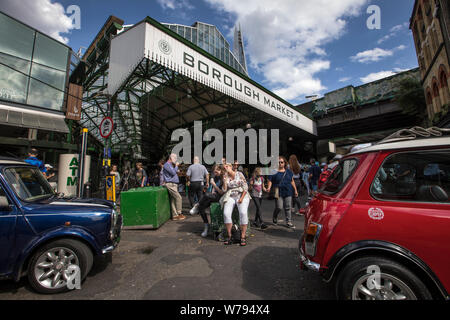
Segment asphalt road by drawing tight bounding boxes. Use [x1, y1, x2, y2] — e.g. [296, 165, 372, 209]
[0, 196, 335, 300]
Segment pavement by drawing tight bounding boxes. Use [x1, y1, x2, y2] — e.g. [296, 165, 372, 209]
[0, 195, 335, 300]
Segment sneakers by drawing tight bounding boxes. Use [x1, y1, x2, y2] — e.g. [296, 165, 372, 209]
[286, 222, 295, 229]
[172, 214, 186, 221]
[272, 218, 278, 225]
[251, 221, 261, 228]
[189, 203, 199, 215]
[252, 221, 268, 230]
[201, 224, 209, 238]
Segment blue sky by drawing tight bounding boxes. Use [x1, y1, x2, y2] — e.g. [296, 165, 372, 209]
[0, 0, 418, 105]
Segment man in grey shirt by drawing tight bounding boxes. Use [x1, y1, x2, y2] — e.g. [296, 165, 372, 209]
[186, 156, 209, 208]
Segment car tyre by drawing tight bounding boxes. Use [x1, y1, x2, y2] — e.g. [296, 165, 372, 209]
[335, 256, 432, 300]
[27, 239, 93, 294]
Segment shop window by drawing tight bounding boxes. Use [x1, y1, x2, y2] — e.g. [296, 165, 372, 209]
[33, 33, 69, 72]
[0, 63, 28, 104]
[30, 63, 66, 91]
[371, 151, 450, 204]
[27, 79, 64, 111]
[0, 52, 31, 74]
[0, 13, 35, 61]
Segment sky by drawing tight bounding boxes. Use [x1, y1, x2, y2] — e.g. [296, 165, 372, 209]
[0, 0, 418, 105]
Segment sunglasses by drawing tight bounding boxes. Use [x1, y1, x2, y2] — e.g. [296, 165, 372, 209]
[279, 161, 285, 164]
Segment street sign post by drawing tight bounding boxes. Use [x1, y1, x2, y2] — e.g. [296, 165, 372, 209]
[99, 117, 114, 139]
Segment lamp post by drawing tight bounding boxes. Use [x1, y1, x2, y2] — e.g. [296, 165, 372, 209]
[92, 90, 114, 197]
[77, 128, 88, 198]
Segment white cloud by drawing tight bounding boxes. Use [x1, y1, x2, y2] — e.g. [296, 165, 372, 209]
[377, 22, 409, 44]
[351, 48, 393, 63]
[0, 0, 75, 44]
[157, 0, 194, 10]
[203, 0, 369, 102]
[360, 68, 408, 83]
[339, 77, 352, 82]
[351, 45, 407, 63]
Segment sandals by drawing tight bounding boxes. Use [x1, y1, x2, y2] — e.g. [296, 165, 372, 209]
[240, 237, 247, 247]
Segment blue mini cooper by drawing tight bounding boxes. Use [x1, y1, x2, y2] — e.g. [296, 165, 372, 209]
[0, 157, 122, 294]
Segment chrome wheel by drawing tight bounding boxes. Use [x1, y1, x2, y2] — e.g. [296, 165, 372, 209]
[34, 247, 79, 290]
[352, 273, 417, 300]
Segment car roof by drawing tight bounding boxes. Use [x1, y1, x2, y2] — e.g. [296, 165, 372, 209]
[349, 136, 450, 155]
[0, 157, 29, 165]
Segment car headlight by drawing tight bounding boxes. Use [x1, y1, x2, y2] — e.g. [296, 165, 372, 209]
[304, 222, 322, 257]
[110, 208, 118, 240]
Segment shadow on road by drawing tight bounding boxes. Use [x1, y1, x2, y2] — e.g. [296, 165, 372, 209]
[0, 278, 31, 296]
[241, 246, 335, 300]
[260, 227, 303, 241]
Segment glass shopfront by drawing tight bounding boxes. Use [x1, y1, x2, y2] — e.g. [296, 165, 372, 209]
[0, 12, 69, 111]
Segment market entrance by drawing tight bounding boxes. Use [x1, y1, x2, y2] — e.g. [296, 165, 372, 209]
[78, 16, 317, 164]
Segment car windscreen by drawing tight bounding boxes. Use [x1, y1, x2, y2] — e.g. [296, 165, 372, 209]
[3, 167, 55, 202]
[321, 158, 359, 194]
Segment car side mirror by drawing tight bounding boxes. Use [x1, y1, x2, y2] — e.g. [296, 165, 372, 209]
[0, 196, 11, 211]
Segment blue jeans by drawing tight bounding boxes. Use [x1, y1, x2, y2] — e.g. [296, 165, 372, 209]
[273, 196, 292, 223]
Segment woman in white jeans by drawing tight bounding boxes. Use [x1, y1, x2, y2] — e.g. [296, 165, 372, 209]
[221, 163, 250, 246]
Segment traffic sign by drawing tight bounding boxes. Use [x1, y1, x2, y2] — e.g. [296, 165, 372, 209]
[99, 117, 113, 138]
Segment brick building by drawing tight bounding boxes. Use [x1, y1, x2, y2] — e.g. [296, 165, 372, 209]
[410, 0, 450, 126]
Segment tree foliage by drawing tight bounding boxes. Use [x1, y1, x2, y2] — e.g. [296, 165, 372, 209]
[395, 78, 427, 118]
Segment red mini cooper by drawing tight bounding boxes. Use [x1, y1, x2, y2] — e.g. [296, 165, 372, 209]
[299, 132, 450, 300]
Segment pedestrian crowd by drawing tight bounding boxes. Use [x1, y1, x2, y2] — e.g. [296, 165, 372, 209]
[118, 154, 340, 246]
[22, 148, 341, 247]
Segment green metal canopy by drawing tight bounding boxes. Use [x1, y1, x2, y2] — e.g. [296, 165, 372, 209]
[77, 16, 317, 162]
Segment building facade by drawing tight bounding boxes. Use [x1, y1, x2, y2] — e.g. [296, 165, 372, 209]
[410, 0, 450, 126]
[0, 11, 75, 163]
[161, 21, 248, 76]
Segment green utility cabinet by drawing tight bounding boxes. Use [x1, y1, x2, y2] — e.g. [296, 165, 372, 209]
[120, 187, 171, 229]
[210, 202, 250, 240]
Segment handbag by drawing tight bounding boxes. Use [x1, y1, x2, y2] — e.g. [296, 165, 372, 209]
[272, 171, 287, 200]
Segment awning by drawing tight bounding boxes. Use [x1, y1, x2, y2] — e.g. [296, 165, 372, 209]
[0, 104, 69, 133]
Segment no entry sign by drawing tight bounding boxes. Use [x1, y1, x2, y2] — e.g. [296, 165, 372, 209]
[99, 117, 114, 138]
